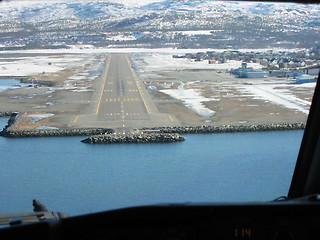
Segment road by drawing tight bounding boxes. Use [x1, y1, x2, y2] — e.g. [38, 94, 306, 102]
[71, 54, 178, 131]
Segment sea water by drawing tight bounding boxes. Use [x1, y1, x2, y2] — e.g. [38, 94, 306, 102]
[0, 118, 303, 216]
[0, 79, 29, 92]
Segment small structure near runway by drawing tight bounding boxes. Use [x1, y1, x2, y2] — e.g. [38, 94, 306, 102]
[230, 62, 268, 78]
[295, 74, 317, 84]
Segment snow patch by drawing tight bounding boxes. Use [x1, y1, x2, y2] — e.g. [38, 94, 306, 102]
[0, 55, 89, 76]
[26, 113, 55, 123]
[291, 82, 317, 88]
[160, 88, 216, 117]
[36, 126, 59, 130]
[237, 84, 311, 115]
[176, 30, 215, 36]
[133, 53, 262, 72]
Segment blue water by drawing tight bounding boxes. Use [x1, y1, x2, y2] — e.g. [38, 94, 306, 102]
[0, 118, 304, 216]
[0, 79, 29, 92]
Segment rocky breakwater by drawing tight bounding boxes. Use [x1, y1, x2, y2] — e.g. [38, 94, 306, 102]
[0, 128, 113, 138]
[81, 133, 185, 144]
[141, 122, 306, 134]
[0, 112, 19, 131]
[0, 112, 14, 117]
[0, 112, 113, 137]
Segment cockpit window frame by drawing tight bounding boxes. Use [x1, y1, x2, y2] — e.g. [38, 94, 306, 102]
[288, 72, 320, 199]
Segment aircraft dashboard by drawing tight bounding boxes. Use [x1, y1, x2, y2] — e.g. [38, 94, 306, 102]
[2, 196, 320, 240]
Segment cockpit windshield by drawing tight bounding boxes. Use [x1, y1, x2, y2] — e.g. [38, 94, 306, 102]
[0, 0, 319, 217]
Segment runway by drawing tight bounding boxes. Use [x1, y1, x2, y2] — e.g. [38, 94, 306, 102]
[72, 54, 178, 130]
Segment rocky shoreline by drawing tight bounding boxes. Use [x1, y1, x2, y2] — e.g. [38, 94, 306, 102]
[141, 122, 306, 134]
[0, 112, 306, 142]
[0, 128, 113, 138]
[0, 122, 306, 139]
[0, 112, 14, 118]
[0, 112, 114, 137]
[80, 122, 305, 144]
[81, 133, 185, 144]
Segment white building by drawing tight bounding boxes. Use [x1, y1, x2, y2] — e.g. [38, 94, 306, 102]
[231, 62, 268, 78]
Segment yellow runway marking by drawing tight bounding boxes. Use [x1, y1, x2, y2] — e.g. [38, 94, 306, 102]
[96, 57, 111, 115]
[125, 55, 151, 114]
[106, 97, 139, 102]
[73, 116, 79, 123]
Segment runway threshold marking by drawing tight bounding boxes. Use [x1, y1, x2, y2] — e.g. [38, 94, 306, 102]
[96, 56, 111, 115]
[125, 55, 151, 114]
[105, 97, 139, 102]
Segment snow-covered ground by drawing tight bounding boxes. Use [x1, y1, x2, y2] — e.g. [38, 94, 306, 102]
[3, 0, 162, 6]
[237, 83, 314, 115]
[25, 113, 55, 123]
[107, 0, 169, 6]
[133, 52, 315, 118]
[160, 83, 217, 117]
[0, 0, 318, 52]
[133, 53, 263, 72]
[175, 30, 216, 36]
[160, 81, 315, 118]
[0, 55, 91, 76]
[0, 47, 306, 55]
[0, 49, 316, 119]
[0, 52, 107, 99]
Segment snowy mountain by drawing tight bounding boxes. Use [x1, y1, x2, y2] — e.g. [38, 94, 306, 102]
[0, 0, 319, 49]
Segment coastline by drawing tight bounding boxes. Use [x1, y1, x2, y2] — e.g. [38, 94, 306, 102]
[81, 133, 185, 144]
[0, 112, 305, 142]
[0, 112, 13, 117]
[0, 53, 313, 140]
[0, 112, 113, 137]
[141, 123, 306, 134]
